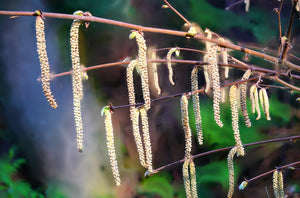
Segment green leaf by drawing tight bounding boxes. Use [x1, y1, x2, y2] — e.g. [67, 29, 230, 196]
[139, 175, 174, 198]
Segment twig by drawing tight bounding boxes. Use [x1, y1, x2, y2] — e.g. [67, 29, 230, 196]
[273, 76, 300, 92]
[162, 0, 191, 26]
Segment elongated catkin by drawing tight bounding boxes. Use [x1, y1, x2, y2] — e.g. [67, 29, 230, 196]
[166, 47, 180, 85]
[240, 69, 252, 127]
[191, 66, 203, 145]
[203, 55, 212, 93]
[102, 107, 121, 186]
[250, 85, 261, 120]
[151, 51, 161, 95]
[189, 160, 198, 198]
[36, 16, 57, 109]
[227, 146, 238, 198]
[259, 88, 271, 120]
[181, 94, 192, 159]
[230, 85, 244, 156]
[183, 159, 192, 198]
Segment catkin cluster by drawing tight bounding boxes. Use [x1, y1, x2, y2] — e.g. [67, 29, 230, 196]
[191, 66, 203, 145]
[103, 107, 121, 186]
[230, 85, 245, 156]
[273, 170, 285, 198]
[166, 47, 180, 85]
[181, 94, 192, 159]
[240, 69, 252, 127]
[259, 88, 271, 120]
[129, 31, 151, 111]
[36, 16, 58, 109]
[250, 85, 261, 120]
[183, 159, 198, 198]
[227, 146, 238, 198]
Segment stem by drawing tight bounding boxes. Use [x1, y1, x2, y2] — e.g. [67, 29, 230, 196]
[162, 0, 191, 26]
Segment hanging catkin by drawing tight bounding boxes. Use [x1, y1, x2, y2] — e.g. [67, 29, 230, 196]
[181, 94, 192, 159]
[126, 60, 146, 167]
[35, 15, 57, 109]
[229, 85, 245, 156]
[219, 38, 229, 79]
[203, 55, 212, 93]
[189, 160, 198, 198]
[273, 170, 284, 198]
[139, 106, 153, 174]
[227, 146, 238, 198]
[151, 51, 161, 95]
[183, 159, 192, 198]
[166, 47, 180, 85]
[102, 107, 121, 186]
[71, 10, 85, 152]
[240, 69, 252, 127]
[191, 66, 203, 145]
[259, 88, 271, 120]
[129, 31, 151, 111]
[249, 84, 261, 120]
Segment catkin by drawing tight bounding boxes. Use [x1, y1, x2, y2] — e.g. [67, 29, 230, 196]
[259, 88, 271, 120]
[277, 170, 285, 198]
[35, 16, 58, 109]
[151, 51, 161, 95]
[219, 38, 229, 79]
[244, 0, 250, 12]
[130, 31, 151, 111]
[227, 146, 238, 198]
[126, 60, 146, 167]
[181, 94, 192, 159]
[103, 107, 121, 186]
[183, 159, 192, 198]
[189, 160, 198, 198]
[230, 85, 245, 156]
[70, 11, 84, 152]
[139, 106, 153, 174]
[240, 69, 252, 127]
[273, 170, 284, 198]
[166, 47, 180, 85]
[250, 85, 261, 120]
[191, 66, 203, 145]
[203, 55, 212, 93]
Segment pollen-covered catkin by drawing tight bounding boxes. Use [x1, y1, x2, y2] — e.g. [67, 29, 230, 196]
[259, 88, 271, 120]
[189, 160, 198, 198]
[70, 12, 84, 152]
[103, 107, 121, 186]
[36, 16, 57, 109]
[230, 85, 245, 156]
[203, 55, 212, 93]
[240, 69, 252, 127]
[191, 66, 203, 145]
[273, 170, 279, 198]
[126, 60, 146, 167]
[181, 94, 192, 159]
[219, 38, 229, 79]
[250, 85, 261, 120]
[151, 51, 161, 95]
[183, 159, 192, 198]
[130, 31, 151, 111]
[139, 106, 153, 173]
[277, 170, 285, 198]
[166, 47, 180, 85]
[227, 146, 238, 198]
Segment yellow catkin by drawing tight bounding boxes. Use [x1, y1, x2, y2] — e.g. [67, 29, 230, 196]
[249, 85, 256, 114]
[277, 170, 285, 198]
[191, 66, 203, 145]
[166, 47, 180, 85]
[139, 106, 153, 174]
[103, 107, 121, 186]
[259, 88, 271, 120]
[230, 85, 245, 156]
[183, 159, 192, 198]
[240, 69, 252, 127]
[132, 31, 151, 111]
[227, 146, 238, 198]
[126, 60, 146, 167]
[244, 0, 250, 12]
[70, 11, 85, 152]
[35, 16, 57, 109]
[203, 55, 212, 93]
[151, 51, 161, 95]
[250, 85, 261, 120]
[189, 160, 198, 198]
[181, 94, 192, 159]
[219, 38, 229, 79]
[273, 170, 279, 198]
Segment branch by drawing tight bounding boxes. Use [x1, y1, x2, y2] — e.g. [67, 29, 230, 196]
[1, 10, 300, 71]
[152, 135, 300, 173]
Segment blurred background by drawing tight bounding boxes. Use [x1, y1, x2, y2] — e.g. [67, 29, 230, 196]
[0, 0, 300, 197]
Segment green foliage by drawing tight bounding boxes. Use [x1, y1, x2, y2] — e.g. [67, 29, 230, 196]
[138, 174, 174, 198]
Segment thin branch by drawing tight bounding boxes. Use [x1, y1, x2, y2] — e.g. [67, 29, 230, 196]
[1, 11, 300, 71]
[162, 0, 191, 26]
[273, 76, 300, 92]
[152, 135, 300, 173]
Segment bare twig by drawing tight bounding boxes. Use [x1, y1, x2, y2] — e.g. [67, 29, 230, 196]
[162, 0, 191, 26]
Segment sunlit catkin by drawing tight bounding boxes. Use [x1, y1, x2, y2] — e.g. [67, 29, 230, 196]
[129, 31, 151, 111]
[227, 146, 238, 198]
[277, 170, 285, 198]
[273, 170, 279, 198]
[189, 160, 198, 198]
[166, 47, 180, 85]
[219, 38, 229, 79]
[181, 94, 192, 159]
[259, 88, 271, 120]
[191, 66, 203, 145]
[151, 51, 161, 95]
[139, 106, 153, 173]
[126, 60, 146, 167]
[250, 85, 261, 120]
[203, 55, 212, 93]
[183, 159, 192, 198]
[35, 16, 57, 109]
[230, 85, 244, 156]
[71, 11, 84, 152]
[240, 69, 252, 127]
[102, 107, 121, 186]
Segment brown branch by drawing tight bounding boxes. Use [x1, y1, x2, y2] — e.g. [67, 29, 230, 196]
[162, 0, 191, 26]
[273, 76, 300, 92]
[152, 135, 300, 173]
[1, 10, 300, 71]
